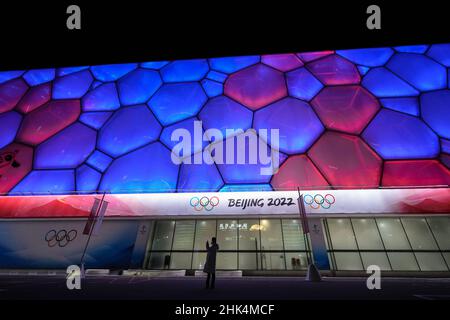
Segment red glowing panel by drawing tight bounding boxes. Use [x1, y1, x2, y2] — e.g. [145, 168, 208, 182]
[308, 132, 382, 188]
[0, 78, 28, 114]
[306, 55, 360, 85]
[261, 54, 304, 72]
[271, 155, 329, 190]
[16, 100, 80, 145]
[297, 50, 334, 62]
[382, 160, 450, 187]
[311, 85, 380, 134]
[15, 83, 51, 114]
[0, 143, 33, 194]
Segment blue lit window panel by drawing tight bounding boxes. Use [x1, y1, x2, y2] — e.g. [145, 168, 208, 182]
[206, 70, 227, 83]
[336, 47, 394, 67]
[82, 83, 121, 111]
[98, 104, 162, 157]
[56, 66, 89, 77]
[0, 111, 22, 149]
[91, 80, 103, 90]
[198, 95, 253, 140]
[148, 82, 207, 126]
[379, 97, 420, 116]
[177, 152, 224, 192]
[100, 142, 179, 193]
[76, 164, 102, 193]
[361, 67, 419, 97]
[428, 44, 450, 67]
[209, 55, 260, 73]
[34, 123, 97, 169]
[201, 79, 223, 97]
[23, 69, 55, 86]
[420, 90, 450, 139]
[442, 139, 450, 154]
[160, 117, 207, 157]
[91, 63, 138, 81]
[362, 109, 440, 159]
[386, 53, 447, 91]
[52, 70, 93, 99]
[140, 61, 169, 69]
[160, 59, 209, 82]
[357, 66, 370, 76]
[79, 111, 112, 129]
[86, 150, 113, 172]
[220, 184, 273, 192]
[118, 69, 162, 106]
[0, 70, 24, 84]
[254, 97, 324, 154]
[10, 170, 75, 195]
[286, 68, 323, 101]
[394, 44, 429, 53]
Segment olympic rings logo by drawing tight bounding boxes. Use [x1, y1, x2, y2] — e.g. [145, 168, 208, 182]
[45, 229, 77, 247]
[303, 194, 335, 209]
[190, 196, 220, 212]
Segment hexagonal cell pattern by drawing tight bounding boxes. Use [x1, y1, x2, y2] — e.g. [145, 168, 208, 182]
[0, 78, 28, 113]
[306, 55, 360, 85]
[421, 90, 450, 139]
[15, 83, 51, 114]
[261, 54, 303, 72]
[382, 160, 450, 186]
[286, 68, 323, 101]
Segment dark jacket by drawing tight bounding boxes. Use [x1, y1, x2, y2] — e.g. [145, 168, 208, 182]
[203, 242, 219, 273]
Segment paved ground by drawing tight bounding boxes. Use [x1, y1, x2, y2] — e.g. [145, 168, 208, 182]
[1, 275, 450, 300]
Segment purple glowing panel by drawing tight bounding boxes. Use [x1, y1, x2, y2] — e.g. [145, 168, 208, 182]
[76, 165, 102, 193]
[209, 55, 260, 73]
[380, 97, 420, 116]
[306, 55, 360, 85]
[15, 83, 51, 114]
[0, 78, 28, 113]
[23, 69, 55, 86]
[442, 139, 450, 154]
[286, 68, 323, 101]
[420, 90, 450, 139]
[261, 54, 303, 72]
[178, 153, 224, 192]
[86, 150, 113, 172]
[52, 70, 93, 99]
[10, 170, 75, 195]
[362, 67, 419, 97]
[0, 111, 22, 149]
[336, 48, 394, 67]
[82, 83, 121, 111]
[201, 79, 223, 97]
[91, 63, 138, 81]
[118, 69, 162, 106]
[79, 112, 112, 129]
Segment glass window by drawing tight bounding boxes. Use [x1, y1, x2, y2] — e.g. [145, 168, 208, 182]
[360, 252, 391, 271]
[192, 252, 207, 270]
[217, 219, 238, 250]
[427, 217, 450, 250]
[387, 253, 419, 271]
[415, 253, 448, 271]
[170, 252, 192, 269]
[442, 253, 450, 268]
[327, 218, 358, 250]
[148, 252, 171, 269]
[351, 218, 384, 250]
[285, 252, 308, 270]
[238, 219, 260, 250]
[216, 252, 237, 270]
[172, 220, 195, 250]
[239, 253, 259, 270]
[401, 218, 438, 250]
[260, 219, 283, 250]
[151, 221, 175, 251]
[333, 253, 363, 270]
[282, 219, 305, 250]
[260, 252, 285, 270]
[194, 220, 216, 250]
[376, 218, 411, 250]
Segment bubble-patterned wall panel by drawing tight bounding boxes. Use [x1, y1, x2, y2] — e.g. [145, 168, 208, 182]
[1, 44, 450, 195]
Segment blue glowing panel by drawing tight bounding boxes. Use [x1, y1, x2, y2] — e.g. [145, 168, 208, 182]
[380, 97, 419, 116]
[0, 70, 24, 84]
[100, 142, 179, 193]
[91, 63, 138, 81]
[86, 150, 113, 172]
[52, 70, 93, 99]
[442, 139, 450, 154]
[254, 97, 324, 154]
[160, 117, 207, 157]
[82, 83, 121, 111]
[140, 61, 169, 69]
[286, 68, 323, 101]
[76, 165, 101, 193]
[56, 66, 89, 76]
[160, 59, 209, 82]
[148, 82, 207, 125]
[118, 69, 162, 106]
[98, 104, 162, 157]
[394, 45, 428, 53]
[362, 109, 439, 159]
[201, 79, 223, 97]
[79, 112, 112, 129]
[357, 66, 370, 75]
[178, 154, 224, 192]
[10, 170, 75, 195]
[421, 90, 450, 139]
[91, 81, 103, 90]
[206, 71, 227, 83]
[362, 67, 419, 97]
[386, 53, 447, 91]
[337, 47, 394, 67]
[427, 44, 450, 67]
[220, 184, 273, 192]
[209, 56, 260, 73]
[198, 96, 253, 140]
[23, 69, 55, 86]
[35, 123, 97, 169]
[0, 111, 22, 149]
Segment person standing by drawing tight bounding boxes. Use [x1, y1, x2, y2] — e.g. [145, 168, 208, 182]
[203, 237, 219, 289]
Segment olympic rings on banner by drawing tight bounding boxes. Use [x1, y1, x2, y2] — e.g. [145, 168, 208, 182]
[45, 229, 77, 247]
[303, 194, 335, 209]
[190, 196, 220, 211]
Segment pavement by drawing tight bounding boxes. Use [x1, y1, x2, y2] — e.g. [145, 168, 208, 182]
[1, 275, 450, 300]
